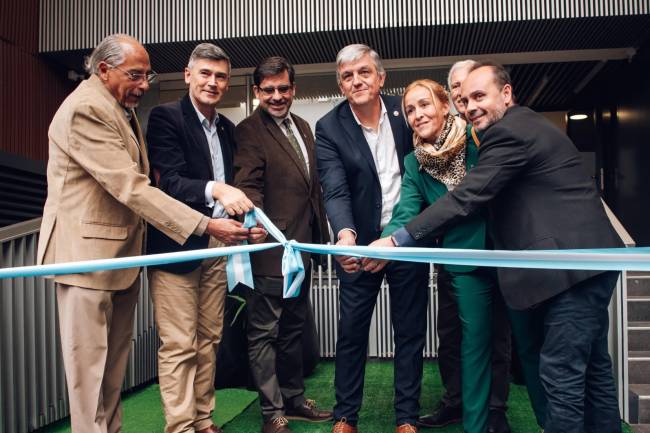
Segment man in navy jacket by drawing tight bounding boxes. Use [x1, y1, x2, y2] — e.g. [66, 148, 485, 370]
[315, 44, 429, 433]
[146, 43, 263, 433]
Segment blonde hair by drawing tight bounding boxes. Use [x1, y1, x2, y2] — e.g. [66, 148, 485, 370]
[402, 79, 450, 129]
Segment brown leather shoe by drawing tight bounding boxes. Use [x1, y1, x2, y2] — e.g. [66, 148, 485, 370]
[332, 418, 357, 433]
[285, 399, 333, 422]
[262, 416, 292, 433]
[395, 424, 418, 433]
[197, 425, 222, 433]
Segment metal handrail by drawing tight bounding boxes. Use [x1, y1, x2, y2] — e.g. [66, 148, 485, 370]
[0, 217, 41, 243]
[602, 199, 635, 247]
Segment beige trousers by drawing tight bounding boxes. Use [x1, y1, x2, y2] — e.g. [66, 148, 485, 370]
[149, 238, 228, 433]
[56, 280, 140, 433]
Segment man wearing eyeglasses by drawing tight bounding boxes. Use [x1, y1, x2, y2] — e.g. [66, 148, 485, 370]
[233, 56, 332, 433]
[145, 43, 265, 433]
[38, 35, 241, 433]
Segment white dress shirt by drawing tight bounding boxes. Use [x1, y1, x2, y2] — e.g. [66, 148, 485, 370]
[351, 99, 401, 229]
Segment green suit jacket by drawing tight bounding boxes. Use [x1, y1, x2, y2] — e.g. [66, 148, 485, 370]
[383, 126, 486, 273]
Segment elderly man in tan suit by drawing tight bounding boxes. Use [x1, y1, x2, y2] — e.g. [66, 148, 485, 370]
[37, 34, 255, 433]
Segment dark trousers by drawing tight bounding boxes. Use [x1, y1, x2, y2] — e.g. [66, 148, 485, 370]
[539, 271, 621, 433]
[333, 261, 429, 426]
[245, 272, 310, 422]
[436, 268, 512, 411]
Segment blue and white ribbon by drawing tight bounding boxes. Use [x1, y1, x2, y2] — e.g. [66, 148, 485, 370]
[2, 207, 650, 299]
[225, 208, 305, 298]
[250, 208, 305, 298]
[226, 211, 258, 291]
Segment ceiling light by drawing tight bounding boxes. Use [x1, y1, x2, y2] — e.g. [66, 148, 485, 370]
[569, 114, 588, 120]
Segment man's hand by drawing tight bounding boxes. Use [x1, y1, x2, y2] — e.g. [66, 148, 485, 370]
[248, 223, 268, 244]
[361, 236, 395, 273]
[212, 183, 254, 216]
[335, 230, 361, 273]
[205, 218, 251, 245]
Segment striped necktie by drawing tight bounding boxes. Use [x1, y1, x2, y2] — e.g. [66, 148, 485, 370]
[282, 118, 308, 172]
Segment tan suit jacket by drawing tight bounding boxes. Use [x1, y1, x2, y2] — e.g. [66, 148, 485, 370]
[37, 74, 205, 291]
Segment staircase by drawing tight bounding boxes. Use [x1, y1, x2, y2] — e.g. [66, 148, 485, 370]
[628, 272, 650, 433]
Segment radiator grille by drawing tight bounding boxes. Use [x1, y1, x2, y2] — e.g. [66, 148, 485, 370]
[312, 258, 439, 359]
[0, 222, 159, 433]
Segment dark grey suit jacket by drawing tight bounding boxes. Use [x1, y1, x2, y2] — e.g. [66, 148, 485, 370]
[405, 105, 623, 309]
[406, 106, 623, 309]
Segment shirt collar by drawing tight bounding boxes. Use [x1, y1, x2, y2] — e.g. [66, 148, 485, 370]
[350, 98, 387, 131]
[190, 99, 220, 129]
[272, 112, 292, 127]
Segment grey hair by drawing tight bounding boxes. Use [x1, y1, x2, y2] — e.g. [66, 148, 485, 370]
[84, 34, 135, 75]
[187, 43, 230, 69]
[335, 44, 385, 84]
[447, 59, 478, 89]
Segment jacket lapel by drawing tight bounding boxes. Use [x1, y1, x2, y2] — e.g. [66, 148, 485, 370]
[259, 109, 310, 184]
[216, 122, 233, 183]
[181, 95, 215, 179]
[339, 102, 380, 184]
[384, 95, 408, 175]
[130, 110, 149, 175]
[87, 76, 149, 174]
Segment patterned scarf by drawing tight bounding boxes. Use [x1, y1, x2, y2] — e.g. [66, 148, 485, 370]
[413, 114, 467, 188]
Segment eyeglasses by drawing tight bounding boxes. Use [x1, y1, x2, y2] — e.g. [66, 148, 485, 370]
[109, 65, 158, 84]
[257, 85, 293, 96]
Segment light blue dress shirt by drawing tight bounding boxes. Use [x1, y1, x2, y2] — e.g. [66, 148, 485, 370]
[192, 104, 228, 219]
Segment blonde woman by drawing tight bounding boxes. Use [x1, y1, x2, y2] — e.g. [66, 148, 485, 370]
[382, 79, 496, 433]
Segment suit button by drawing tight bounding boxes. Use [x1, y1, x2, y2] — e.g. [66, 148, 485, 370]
[375, 203, 381, 208]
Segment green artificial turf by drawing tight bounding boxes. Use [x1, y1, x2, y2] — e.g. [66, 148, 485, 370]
[36, 360, 634, 433]
[37, 385, 257, 433]
[224, 360, 635, 433]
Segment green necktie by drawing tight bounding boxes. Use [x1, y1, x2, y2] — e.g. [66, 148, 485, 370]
[282, 118, 308, 172]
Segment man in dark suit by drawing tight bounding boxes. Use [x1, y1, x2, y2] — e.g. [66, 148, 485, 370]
[146, 43, 265, 433]
[366, 61, 623, 433]
[233, 56, 332, 433]
[315, 44, 429, 433]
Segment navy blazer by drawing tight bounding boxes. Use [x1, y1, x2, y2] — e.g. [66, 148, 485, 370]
[405, 105, 623, 309]
[146, 94, 236, 274]
[315, 95, 413, 280]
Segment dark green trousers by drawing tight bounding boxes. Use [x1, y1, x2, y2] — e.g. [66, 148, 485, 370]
[450, 271, 495, 433]
[507, 308, 548, 428]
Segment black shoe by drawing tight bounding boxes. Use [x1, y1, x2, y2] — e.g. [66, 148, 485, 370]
[488, 410, 511, 433]
[285, 399, 333, 423]
[417, 401, 462, 428]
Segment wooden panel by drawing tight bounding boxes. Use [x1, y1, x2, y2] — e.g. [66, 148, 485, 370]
[0, 0, 73, 162]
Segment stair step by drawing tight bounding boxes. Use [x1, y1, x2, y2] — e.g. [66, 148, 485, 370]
[631, 384, 650, 423]
[630, 351, 650, 384]
[628, 275, 650, 297]
[629, 298, 650, 322]
[630, 323, 650, 351]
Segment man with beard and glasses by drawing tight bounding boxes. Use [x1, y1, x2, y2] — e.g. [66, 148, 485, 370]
[364, 60, 624, 433]
[233, 56, 332, 433]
